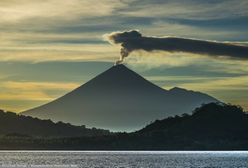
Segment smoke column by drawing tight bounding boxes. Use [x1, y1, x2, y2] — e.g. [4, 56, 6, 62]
[103, 30, 248, 65]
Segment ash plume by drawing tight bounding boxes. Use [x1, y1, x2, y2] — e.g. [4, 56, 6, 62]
[103, 30, 248, 65]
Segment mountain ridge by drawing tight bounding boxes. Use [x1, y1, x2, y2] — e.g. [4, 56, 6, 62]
[22, 64, 218, 131]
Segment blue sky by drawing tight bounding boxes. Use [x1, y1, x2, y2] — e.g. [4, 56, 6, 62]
[0, 0, 248, 112]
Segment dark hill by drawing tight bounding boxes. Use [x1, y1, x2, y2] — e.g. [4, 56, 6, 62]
[139, 103, 248, 136]
[0, 109, 110, 138]
[1, 103, 248, 150]
[133, 103, 248, 149]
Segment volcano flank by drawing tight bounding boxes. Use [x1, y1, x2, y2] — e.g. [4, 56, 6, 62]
[22, 64, 218, 131]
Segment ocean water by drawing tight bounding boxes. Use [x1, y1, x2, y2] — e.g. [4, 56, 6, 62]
[0, 151, 248, 168]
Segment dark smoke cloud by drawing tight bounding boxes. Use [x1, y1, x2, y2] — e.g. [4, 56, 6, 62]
[103, 30, 248, 65]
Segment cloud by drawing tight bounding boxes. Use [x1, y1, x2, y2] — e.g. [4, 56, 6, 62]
[125, 52, 204, 69]
[0, 81, 79, 105]
[0, 44, 119, 62]
[143, 21, 248, 41]
[1, 0, 247, 65]
[0, 92, 52, 101]
[1, 81, 79, 91]
[126, 52, 248, 75]
[180, 75, 248, 91]
[120, 0, 248, 20]
[104, 30, 248, 64]
[0, 0, 126, 23]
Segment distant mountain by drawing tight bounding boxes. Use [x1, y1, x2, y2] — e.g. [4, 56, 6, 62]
[0, 109, 110, 138]
[22, 64, 218, 131]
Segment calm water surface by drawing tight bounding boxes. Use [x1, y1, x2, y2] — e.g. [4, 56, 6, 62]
[0, 151, 248, 168]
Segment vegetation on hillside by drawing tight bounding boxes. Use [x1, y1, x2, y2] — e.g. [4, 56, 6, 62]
[0, 109, 110, 138]
[0, 103, 248, 150]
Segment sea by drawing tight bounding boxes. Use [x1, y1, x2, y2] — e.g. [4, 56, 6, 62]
[0, 151, 248, 168]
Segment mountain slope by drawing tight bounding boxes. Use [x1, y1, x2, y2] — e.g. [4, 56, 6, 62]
[22, 64, 218, 131]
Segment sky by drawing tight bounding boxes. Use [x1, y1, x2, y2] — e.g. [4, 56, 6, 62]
[0, 0, 248, 112]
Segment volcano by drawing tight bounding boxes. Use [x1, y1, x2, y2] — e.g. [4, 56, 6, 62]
[22, 64, 218, 131]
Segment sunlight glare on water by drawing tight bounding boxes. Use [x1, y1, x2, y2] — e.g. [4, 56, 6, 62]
[0, 151, 248, 168]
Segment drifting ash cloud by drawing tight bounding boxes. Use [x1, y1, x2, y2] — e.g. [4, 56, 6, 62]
[103, 30, 248, 65]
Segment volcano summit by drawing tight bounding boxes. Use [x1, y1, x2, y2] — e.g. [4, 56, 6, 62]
[22, 64, 218, 131]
